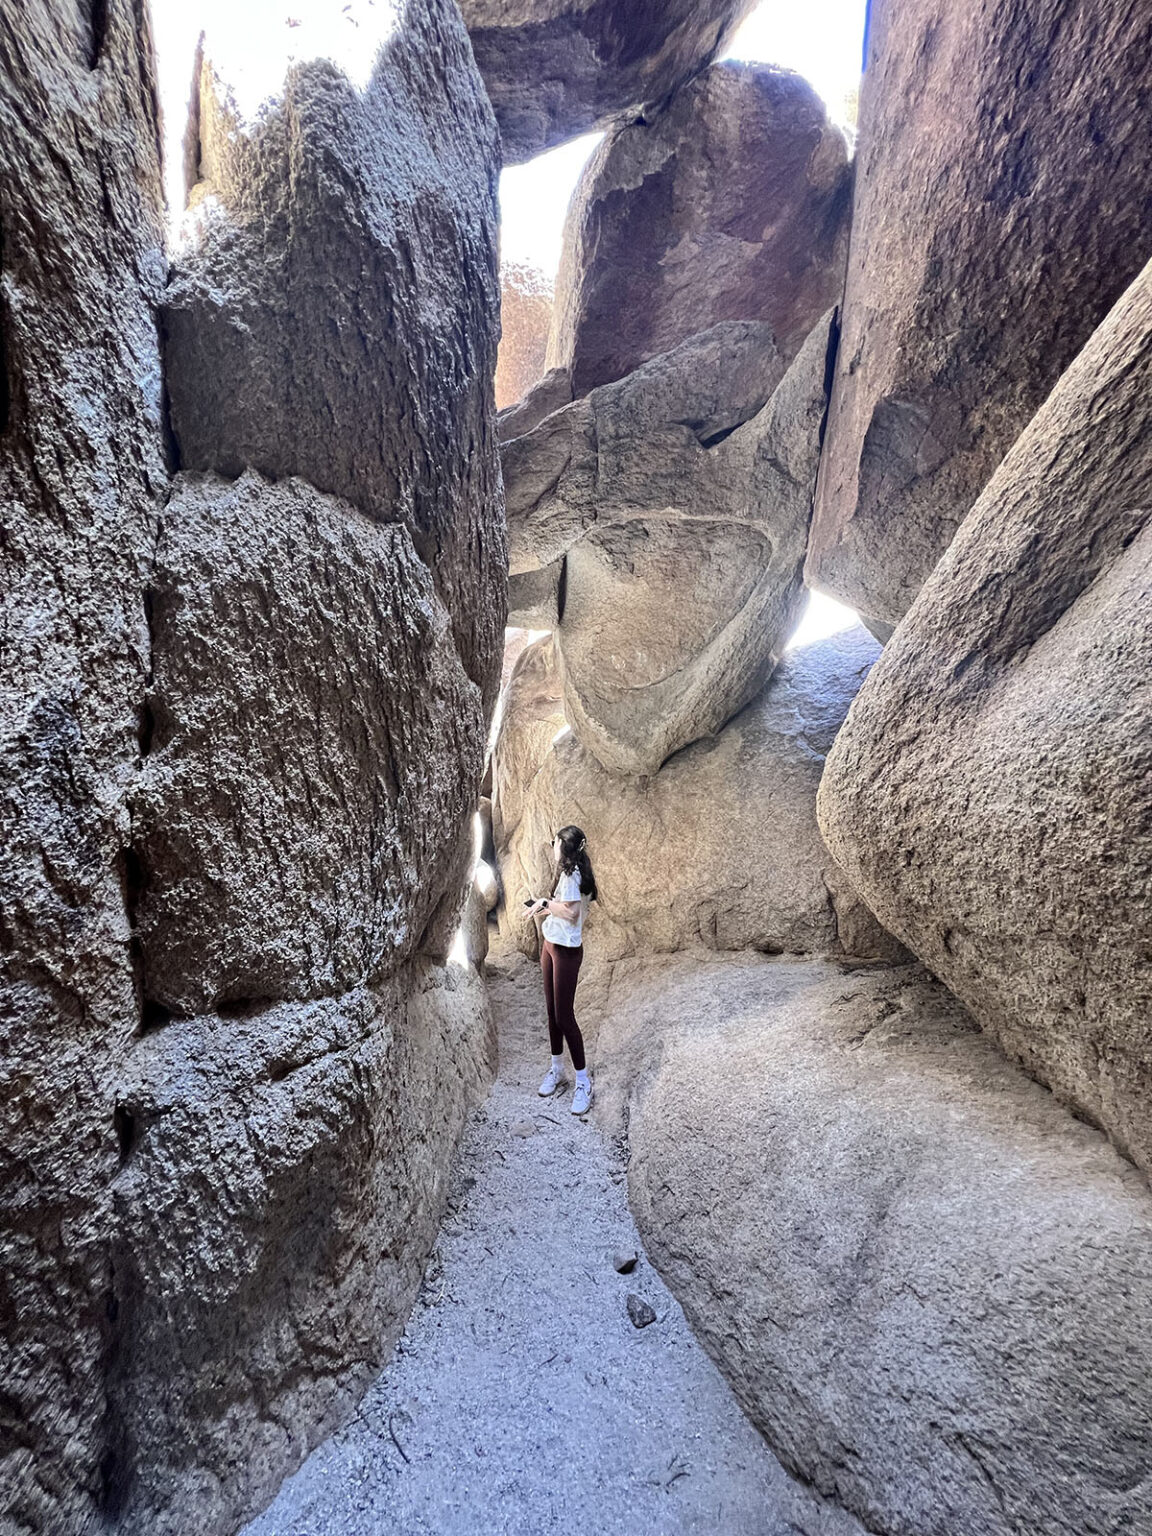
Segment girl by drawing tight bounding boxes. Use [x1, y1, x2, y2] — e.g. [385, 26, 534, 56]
[527, 825, 597, 1115]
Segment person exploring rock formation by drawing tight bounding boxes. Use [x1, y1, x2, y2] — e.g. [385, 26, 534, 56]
[527, 825, 599, 1114]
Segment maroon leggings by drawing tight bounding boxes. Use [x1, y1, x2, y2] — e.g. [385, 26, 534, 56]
[540, 940, 585, 1071]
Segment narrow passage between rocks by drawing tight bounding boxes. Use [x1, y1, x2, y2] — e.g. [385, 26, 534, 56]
[242, 954, 863, 1536]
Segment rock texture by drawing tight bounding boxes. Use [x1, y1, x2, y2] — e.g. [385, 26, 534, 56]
[0, 5, 168, 1530]
[108, 962, 493, 1536]
[547, 63, 851, 395]
[505, 316, 835, 776]
[497, 364, 573, 442]
[163, 8, 506, 698]
[817, 259, 1152, 1174]
[495, 260, 553, 410]
[807, 0, 1152, 629]
[131, 471, 486, 1017]
[458, 0, 757, 163]
[1, 2, 504, 1532]
[494, 627, 903, 967]
[598, 953, 1152, 1536]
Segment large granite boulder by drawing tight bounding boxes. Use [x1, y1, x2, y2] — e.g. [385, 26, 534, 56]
[458, 0, 757, 163]
[547, 62, 851, 395]
[817, 260, 1152, 1174]
[504, 316, 835, 776]
[131, 470, 487, 1017]
[0, 5, 168, 1530]
[598, 953, 1152, 1536]
[806, 0, 1152, 630]
[162, 2, 506, 699]
[108, 961, 493, 1536]
[494, 627, 903, 968]
[2, 2, 505, 1532]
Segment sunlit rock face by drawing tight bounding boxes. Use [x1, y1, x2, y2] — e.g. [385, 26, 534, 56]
[818, 260, 1152, 1176]
[503, 316, 836, 777]
[598, 953, 1152, 1536]
[2, 1, 502, 1531]
[458, 0, 758, 163]
[493, 627, 902, 969]
[162, 0, 506, 699]
[547, 61, 851, 396]
[807, 0, 1152, 632]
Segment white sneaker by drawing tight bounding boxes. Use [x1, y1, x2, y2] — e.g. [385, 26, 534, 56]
[538, 1063, 566, 1096]
[571, 1078, 593, 1115]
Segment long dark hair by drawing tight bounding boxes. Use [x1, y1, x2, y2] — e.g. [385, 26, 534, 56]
[553, 824, 598, 902]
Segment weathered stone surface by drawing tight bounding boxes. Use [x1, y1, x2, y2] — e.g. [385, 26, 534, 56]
[818, 260, 1152, 1174]
[497, 364, 573, 442]
[3, 4, 505, 1532]
[598, 953, 1152, 1536]
[0, 5, 168, 1529]
[108, 960, 493, 1535]
[491, 635, 567, 890]
[495, 260, 553, 410]
[505, 317, 835, 775]
[495, 627, 902, 967]
[458, 0, 757, 163]
[162, 0, 506, 698]
[131, 471, 486, 1017]
[547, 63, 851, 395]
[807, 0, 1152, 630]
[507, 561, 562, 628]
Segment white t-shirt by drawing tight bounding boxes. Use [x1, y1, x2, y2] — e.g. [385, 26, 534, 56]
[542, 867, 587, 948]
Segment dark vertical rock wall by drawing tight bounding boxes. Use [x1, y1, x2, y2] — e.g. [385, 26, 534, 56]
[0, 4, 168, 1529]
[1, 2, 505, 1532]
[807, 0, 1152, 630]
[162, 9, 506, 704]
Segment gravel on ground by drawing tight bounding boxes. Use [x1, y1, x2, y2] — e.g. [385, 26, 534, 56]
[241, 948, 864, 1536]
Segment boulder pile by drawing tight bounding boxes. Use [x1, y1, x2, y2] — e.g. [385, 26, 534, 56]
[6, 0, 1152, 1532]
[489, 4, 1152, 1533]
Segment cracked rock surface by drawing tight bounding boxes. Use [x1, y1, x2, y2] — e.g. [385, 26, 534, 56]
[503, 316, 835, 777]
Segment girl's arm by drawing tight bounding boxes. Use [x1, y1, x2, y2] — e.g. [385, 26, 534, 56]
[538, 898, 580, 921]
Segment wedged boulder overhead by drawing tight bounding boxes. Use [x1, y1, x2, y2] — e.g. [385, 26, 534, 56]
[547, 62, 851, 395]
[494, 627, 903, 967]
[807, 0, 1152, 629]
[458, 0, 757, 164]
[817, 260, 1152, 1173]
[497, 364, 573, 442]
[162, 0, 506, 698]
[131, 471, 486, 1017]
[0, 3, 168, 1528]
[505, 316, 835, 776]
[600, 953, 1152, 1536]
[108, 960, 493, 1536]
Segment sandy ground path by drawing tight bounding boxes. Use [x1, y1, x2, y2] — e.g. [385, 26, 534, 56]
[242, 951, 862, 1536]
